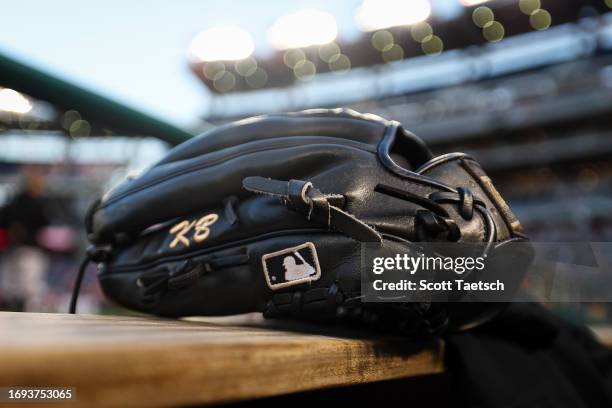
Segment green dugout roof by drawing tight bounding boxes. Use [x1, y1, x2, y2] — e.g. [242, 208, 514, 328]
[0, 51, 194, 145]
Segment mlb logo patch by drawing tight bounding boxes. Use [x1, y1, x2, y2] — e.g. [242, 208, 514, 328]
[262, 242, 321, 290]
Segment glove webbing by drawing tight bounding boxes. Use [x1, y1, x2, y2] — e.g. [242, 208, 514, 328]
[429, 188, 497, 254]
[242, 177, 382, 243]
[375, 183, 496, 253]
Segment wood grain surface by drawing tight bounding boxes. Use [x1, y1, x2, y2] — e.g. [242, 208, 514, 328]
[592, 325, 612, 347]
[0, 312, 444, 407]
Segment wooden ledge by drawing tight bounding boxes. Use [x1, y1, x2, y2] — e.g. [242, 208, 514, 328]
[0, 312, 444, 407]
[592, 325, 612, 347]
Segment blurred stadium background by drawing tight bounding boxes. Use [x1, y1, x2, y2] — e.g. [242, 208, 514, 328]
[0, 0, 611, 321]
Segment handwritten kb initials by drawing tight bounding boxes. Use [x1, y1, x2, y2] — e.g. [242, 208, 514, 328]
[169, 213, 218, 248]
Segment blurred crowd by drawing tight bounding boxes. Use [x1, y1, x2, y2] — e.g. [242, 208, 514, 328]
[0, 166, 102, 313]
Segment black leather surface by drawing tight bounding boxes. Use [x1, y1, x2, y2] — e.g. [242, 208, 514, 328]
[89, 108, 529, 334]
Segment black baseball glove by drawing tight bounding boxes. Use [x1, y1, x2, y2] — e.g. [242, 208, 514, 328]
[71, 109, 530, 335]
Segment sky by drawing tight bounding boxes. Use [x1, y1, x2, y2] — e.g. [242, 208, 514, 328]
[0, 0, 461, 128]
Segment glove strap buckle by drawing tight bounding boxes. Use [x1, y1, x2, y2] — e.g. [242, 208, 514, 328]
[243, 176, 381, 243]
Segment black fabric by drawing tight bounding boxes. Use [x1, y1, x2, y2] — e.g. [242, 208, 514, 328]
[0, 191, 48, 246]
[446, 303, 612, 408]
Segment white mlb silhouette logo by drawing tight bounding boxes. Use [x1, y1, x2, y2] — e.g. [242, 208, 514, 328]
[261, 242, 321, 290]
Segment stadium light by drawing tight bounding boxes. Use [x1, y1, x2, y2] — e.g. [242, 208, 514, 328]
[189, 25, 255, 62]
[356, 0, 431, 31]
[460, 0, 492, 6]
[0, 88, 32, 114]
[268, 10, 338, 50]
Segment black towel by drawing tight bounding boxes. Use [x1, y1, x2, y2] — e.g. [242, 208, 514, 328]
[445, 303, 612, 407]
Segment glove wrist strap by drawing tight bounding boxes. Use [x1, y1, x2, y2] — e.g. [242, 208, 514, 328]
[243, 176, 381, 243]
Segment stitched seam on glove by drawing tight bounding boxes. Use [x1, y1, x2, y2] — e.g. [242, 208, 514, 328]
[99, 138, 377, 210]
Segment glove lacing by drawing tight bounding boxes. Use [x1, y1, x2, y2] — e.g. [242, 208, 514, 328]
[69, 245, 109, 314]
[68, 256, 92, 314]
